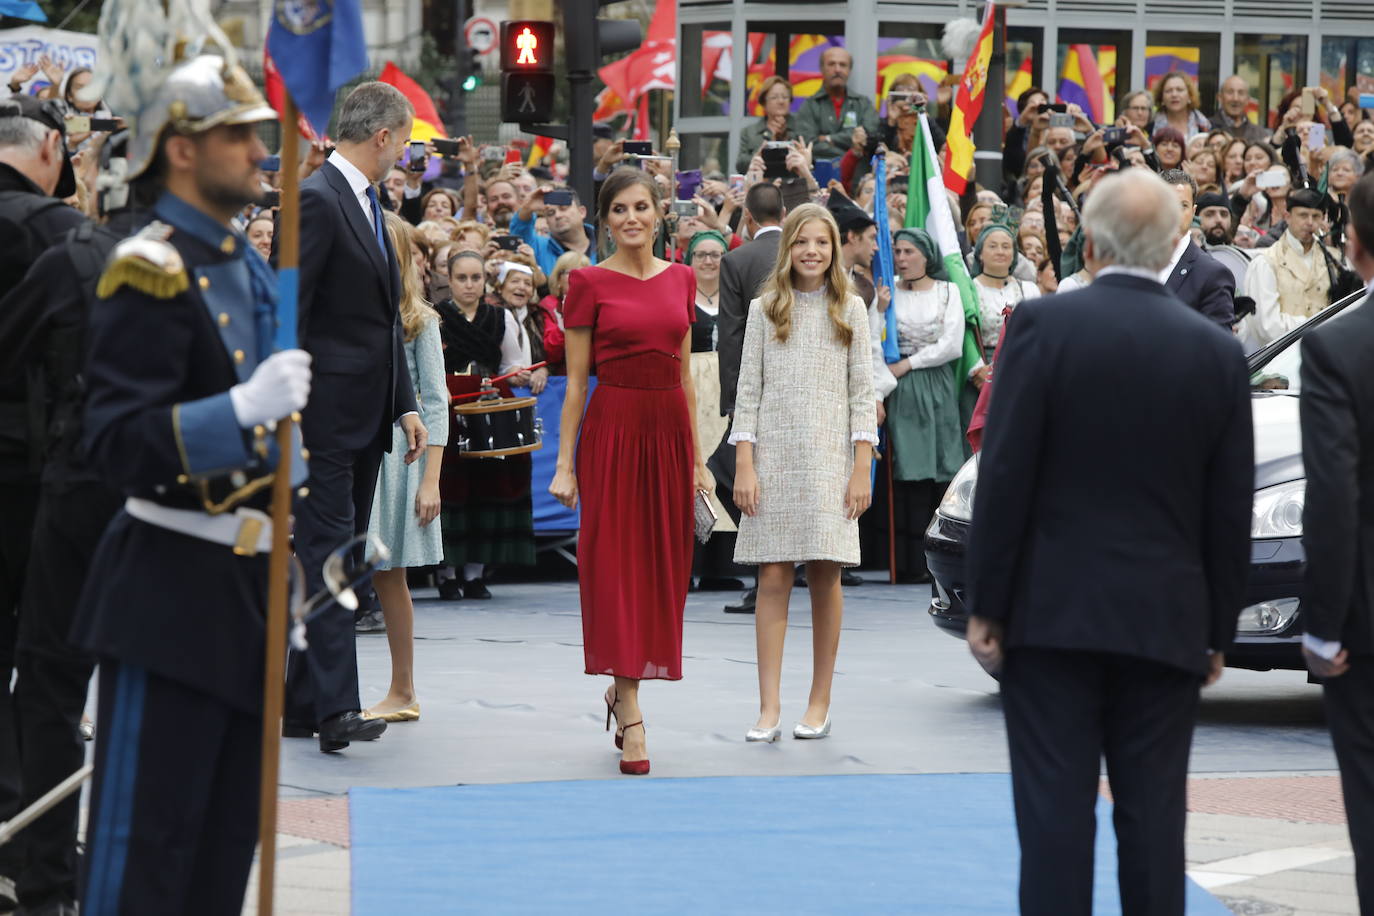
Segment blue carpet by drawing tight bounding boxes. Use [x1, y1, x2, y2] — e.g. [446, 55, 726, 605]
[350, 773, 1230, 915]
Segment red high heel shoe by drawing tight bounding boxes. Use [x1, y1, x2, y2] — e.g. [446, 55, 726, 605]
[618, 721, 649, 775]
[604, 687, 624, 750]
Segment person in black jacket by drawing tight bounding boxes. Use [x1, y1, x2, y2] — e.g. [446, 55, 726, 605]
[1159, 169, 1236, 328]
[1300, 171, 1374, 912]
[277, 82, 428, 753]
[0, 93, 83, 911]
[0, 135, 139, 912]
[966, 169, 1253, 916]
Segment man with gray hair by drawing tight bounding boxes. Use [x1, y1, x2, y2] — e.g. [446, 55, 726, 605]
[965, 168, 1254, 915]
[278, 80, 429, 753]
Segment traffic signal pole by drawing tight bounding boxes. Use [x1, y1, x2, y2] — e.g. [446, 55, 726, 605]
[452, 1, 469, 138]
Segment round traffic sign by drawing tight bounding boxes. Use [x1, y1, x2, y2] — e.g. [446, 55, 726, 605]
[465, 17, 498, 55]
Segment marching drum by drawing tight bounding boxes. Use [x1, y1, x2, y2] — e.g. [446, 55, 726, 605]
[447, 373, 543, 458]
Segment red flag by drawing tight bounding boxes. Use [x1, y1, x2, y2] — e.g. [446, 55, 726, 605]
[378, 61, 448, 140]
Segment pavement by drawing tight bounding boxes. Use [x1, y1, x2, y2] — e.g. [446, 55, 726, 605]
[239, 574, 1356, 915]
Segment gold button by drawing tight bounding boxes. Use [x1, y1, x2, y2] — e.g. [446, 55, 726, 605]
[234, 349, 245, 364]
[220, 237, 236, 254]
[290, 411, 302, 422]
[199, 276, 211, 290]
[176, 474, 189, 484]
[253, 424, 266, 437]
[218, 312, 230, 327]
[300, 448, 311, 460]
[297, 487, 310, 499]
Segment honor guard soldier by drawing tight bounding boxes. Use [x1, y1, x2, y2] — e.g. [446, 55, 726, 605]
[69, 52, 311, 915]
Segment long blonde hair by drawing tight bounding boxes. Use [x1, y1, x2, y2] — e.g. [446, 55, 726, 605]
[760, 203, 853, 346]
[385, 212, 438, 341]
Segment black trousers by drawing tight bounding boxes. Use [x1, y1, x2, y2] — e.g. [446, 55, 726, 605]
[1323, 658, 1374, 913]
[862, 474, 946, 579]
[286, 444, 384, 725]
[1001, 648, 1201, 916]
[81, 663, 259, 916]
[0, 479, 41, 880]
[14, 481, 120, 906]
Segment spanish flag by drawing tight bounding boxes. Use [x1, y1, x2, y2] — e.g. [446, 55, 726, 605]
[942, 1, 995, 195]
[378, 61, 448, 143]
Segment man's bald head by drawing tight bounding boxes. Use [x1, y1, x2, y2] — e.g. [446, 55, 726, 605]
[1081, 169, 1181, 272]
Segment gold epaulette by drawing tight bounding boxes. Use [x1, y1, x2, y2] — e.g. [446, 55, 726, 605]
[96, 222, 189, 300]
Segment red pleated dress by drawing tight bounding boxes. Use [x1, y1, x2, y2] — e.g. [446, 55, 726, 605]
[563, 263, 697, 680]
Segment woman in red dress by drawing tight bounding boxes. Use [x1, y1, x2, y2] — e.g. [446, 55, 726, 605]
[550, 169, 714, 775]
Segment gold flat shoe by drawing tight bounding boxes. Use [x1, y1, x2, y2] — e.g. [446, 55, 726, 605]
[362, 701, 420, 723]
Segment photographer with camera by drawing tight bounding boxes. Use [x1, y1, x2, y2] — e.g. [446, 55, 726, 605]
[511, 183, 596, 275]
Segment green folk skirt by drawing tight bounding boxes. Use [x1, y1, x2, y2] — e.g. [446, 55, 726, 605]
[887, 363, 967, 483]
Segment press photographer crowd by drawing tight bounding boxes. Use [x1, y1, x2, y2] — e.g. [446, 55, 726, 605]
[4, 7, 1374, 913]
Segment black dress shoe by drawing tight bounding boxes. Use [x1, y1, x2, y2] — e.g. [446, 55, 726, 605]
[697, 576, 746, 592]
[317, 711, 386, 753]
[724, 587, 757, 614]
[15, 899, 78, 916]
[437, 578, 464, 601]
[841, 569, 865, 587]
[463, 578, 492, 600]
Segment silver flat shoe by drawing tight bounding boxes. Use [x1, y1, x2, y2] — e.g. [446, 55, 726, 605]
[793, 716, 831, 739]
[745, 721, 782, 743]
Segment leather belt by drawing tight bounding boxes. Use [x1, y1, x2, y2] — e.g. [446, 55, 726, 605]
[124, 497, 274, 556]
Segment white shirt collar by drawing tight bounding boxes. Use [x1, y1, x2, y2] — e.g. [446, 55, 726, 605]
[328, 150, 372, 196]
[328, 150, 378, 226]
[1158, 234, 1191, 283]
[1283, 230, 1316, 257]
[753, 225, 782, 237]
[1096, 265, 1162, 283]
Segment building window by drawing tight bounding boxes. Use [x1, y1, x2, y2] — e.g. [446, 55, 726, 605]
[1054, 30, 1132, 125]
[1144, 31, 1221, 119]
[1234, 34, 1308, 129]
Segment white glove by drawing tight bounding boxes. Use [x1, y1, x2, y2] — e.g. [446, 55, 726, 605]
[228, 349, 312, 428]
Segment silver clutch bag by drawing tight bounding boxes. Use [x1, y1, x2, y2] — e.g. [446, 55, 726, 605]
[694, 488, 718, 543]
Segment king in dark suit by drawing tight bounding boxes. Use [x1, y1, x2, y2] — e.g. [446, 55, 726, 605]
[1161, 169, 1236, 329]
[277, 82, 428, 753]
[966, 169, 1254, 916]
[1300, 172, 1374, 911]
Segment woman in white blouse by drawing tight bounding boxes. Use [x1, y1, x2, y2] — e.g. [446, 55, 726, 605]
[968, 223, 1041, 389]
[879, 228, 968, 583]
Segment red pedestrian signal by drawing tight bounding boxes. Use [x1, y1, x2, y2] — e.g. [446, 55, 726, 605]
[501, 20, 554, 72]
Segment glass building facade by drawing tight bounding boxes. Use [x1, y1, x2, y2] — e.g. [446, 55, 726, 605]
[674, 0, 1374, 171]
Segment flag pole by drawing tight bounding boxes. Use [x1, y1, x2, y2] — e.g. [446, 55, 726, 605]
[257, 91, 303, 916]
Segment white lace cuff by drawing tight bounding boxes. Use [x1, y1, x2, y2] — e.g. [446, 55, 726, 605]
[852, 432, 879, 445]
[727, 431, 757, 445]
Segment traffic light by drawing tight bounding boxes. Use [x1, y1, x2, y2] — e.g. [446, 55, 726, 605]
[462, 48, 481, 92]
[500, 20, 555, 123]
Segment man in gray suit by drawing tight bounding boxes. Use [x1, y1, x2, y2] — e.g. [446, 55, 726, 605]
[715, 183, 783, 614]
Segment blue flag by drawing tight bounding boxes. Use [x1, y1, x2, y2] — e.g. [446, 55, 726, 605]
[0, 1, 45, 21]
[871, 154, 900, 362]
[266, 0, 369, 137]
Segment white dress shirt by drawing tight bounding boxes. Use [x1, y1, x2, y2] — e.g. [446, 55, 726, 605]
[328, 150, 380, 232]
[1159, 234, 1191, 285]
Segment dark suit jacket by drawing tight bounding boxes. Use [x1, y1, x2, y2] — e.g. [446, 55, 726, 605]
[717, 228, 780, 414]
[1300, 291, 1374, 653]
[282, 160, 417, 452]
[966, 273, 1254, 676]
[1166, 240, 1236, 328]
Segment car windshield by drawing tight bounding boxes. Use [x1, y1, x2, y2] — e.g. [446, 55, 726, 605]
[1249, 295, 1366, 395]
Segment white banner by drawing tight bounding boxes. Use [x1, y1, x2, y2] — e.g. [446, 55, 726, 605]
[0, 26, 98, 89]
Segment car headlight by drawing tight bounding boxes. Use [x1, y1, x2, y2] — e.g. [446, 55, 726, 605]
[1236, 598, 1300, 635]
[1252, 480, 1304, 538]
[938, 455, 979, 522]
